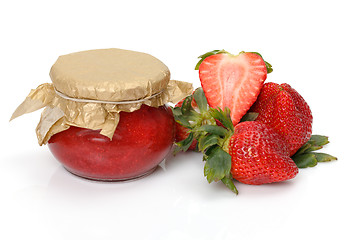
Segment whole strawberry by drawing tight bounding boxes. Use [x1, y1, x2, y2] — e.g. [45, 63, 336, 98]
[226, 121, 298, 185]
[250, 82, 313, 156]
[172, 88, 298, 194]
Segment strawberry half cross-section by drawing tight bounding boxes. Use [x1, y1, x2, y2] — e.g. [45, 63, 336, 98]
[198, 51, 270, 125]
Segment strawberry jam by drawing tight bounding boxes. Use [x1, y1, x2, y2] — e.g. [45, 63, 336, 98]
[48, 105, 174, 181]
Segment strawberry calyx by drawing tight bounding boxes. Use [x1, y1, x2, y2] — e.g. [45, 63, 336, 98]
[291, 135, 337, 168]
[172, 87, 238, 194]
[195, 49, 273, 73]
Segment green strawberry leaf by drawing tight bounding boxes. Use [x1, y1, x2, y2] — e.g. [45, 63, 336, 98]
[308, 135, 329, 147]
[221, 174, 238, 195]
[198, 49, 224, 59]
[293, 135, 330, 156]
[305, 144, 323, 153]
[240, 112, 259, 122]
[305, 145, 323, 152]
[174, 132, 194, 154]
[193, 87, 208, 113]
[209, 107, 234, 132]
[186, 110, 202, 122]
[313, 153, 337, 162]
[196, 125, 229, 137]
[195, 49, 228, 70]
[174, 113, 191, 129]
[293, 142, 312, 156]
[181, 95, 193, 115]
[171, 106, 182, 117]
[198, 134, 220, 152]
[204, 147, 232, 183]
[292, 135, 337, 168]
[172, 102, 199, 129]
[292, 153, 318, 168]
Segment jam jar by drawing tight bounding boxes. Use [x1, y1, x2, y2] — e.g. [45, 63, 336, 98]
[48, 104, 174, 180]
[11, 48, 192, 181]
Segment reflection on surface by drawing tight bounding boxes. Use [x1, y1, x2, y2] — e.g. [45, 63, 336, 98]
[5, 146, 300, 240]
[46, 163, 166, 200]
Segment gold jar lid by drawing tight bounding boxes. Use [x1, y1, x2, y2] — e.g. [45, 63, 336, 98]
[50, 48, 171, 102]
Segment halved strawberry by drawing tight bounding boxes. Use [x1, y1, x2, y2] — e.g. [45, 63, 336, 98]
[198, 51, 269, 125]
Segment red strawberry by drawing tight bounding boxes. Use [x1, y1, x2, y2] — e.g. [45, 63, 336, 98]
[198, 51, 269, 125]
[173, 88, 298, 194]
[226, 121, 298, 185]
[174, 97, 198, 150]
[250, 82, 313, 156]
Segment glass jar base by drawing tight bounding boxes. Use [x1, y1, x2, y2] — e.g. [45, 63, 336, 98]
[63, 166, 158, 182]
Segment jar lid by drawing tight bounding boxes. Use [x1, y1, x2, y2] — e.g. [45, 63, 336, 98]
[49, 48, 171, 102]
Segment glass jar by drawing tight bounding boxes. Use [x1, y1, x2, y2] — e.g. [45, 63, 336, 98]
[47, 105, 174, 181]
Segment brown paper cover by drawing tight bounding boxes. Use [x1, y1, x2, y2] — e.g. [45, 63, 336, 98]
[11, 80, 193, 145]
[50, 48, 171, 101]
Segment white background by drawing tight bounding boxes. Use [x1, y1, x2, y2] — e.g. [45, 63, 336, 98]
[1, 0, 347, 239]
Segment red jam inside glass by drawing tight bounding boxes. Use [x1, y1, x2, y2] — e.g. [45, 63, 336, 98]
[48, 105, 174, 181]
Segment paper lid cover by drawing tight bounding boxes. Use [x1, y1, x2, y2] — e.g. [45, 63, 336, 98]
[49, 48, 171, 101]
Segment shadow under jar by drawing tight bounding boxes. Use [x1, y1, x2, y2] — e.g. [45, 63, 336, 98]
[48, 105, 174, 181]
